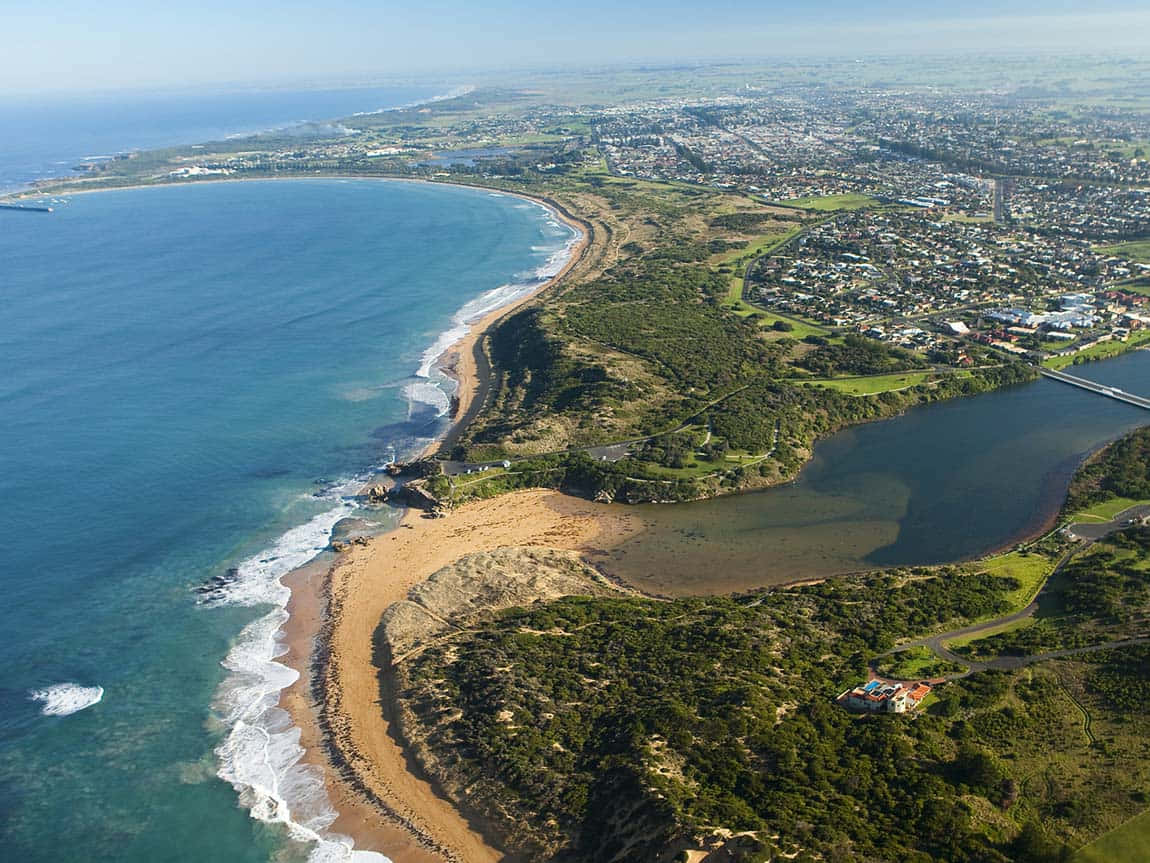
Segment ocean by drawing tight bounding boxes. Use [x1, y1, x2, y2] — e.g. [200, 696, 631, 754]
[0, 177, 577, 862]
[0, 84, 448, 192]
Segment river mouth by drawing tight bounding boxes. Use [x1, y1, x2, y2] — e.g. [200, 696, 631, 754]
[596, 351, 1150, 596]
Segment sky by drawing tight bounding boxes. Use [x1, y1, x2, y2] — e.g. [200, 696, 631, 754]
[2, 0, 1150, 94]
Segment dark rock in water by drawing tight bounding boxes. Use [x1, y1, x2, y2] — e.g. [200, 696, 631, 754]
[365, 484, 389, 503]
[449, 394, 461, 418]
[194, 568, 240, 603]
[331, 540, 350, 553]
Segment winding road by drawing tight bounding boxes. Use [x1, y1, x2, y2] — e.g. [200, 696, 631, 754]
[873, 503, 1150, 682]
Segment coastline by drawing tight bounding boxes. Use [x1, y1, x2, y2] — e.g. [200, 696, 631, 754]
[269, 181, 591, 861]
[281, 491, 640, 862]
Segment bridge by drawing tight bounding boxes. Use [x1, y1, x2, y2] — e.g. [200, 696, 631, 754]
[1040, 367, 1150, 411]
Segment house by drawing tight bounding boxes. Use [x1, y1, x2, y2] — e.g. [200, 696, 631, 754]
[837, 680, 932, 714]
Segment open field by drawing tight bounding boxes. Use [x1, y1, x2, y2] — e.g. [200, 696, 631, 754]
[777, 193, 878, 211]
[974, 549, 1056, 611]
[944, 615, 1036, 649]
[1070, 496, 1149, 522]
[798, 371, 936, 395]
[1095, 240, 1150, 264]
[752, 312, 828, 339]
[875, 645, 966, 679]
[1044, 330, 1150, 369]
[1074, 808, 1150, 863]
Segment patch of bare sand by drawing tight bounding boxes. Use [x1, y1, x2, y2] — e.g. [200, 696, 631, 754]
[281, 489, 640, 861]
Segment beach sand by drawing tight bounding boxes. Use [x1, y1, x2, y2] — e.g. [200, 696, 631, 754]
[282, 490, 640, 861]
[275, 185, 603, 860]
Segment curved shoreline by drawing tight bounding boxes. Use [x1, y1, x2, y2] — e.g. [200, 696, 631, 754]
[14, 170, 595, 861]
[31, 174, 1149, 860]
[271, 180, 592, 861]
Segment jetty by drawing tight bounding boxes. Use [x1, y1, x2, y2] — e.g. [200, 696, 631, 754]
[0, 202, 53, 213]
[1040, 367, 1150, 411]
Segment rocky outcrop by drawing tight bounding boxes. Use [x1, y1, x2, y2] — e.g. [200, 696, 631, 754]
[393, 482, 442, 512]
[386, 459, 443, 479]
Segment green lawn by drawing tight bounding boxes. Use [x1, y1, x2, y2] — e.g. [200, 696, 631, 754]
[945, 616, 1036, 650]
[753, 312, 827, 339]
[1070, 497, 1150, 522]
[876, 645, 967, 680]
[718, 225, 808, 326]
[1044, 330, 1150, 369]
[1095, 240, 1150, 264]
[1074, 807, 1150, 863]
[777, 193, 878, 212]
[798, 371, 936, 395]
[974, 549, 1056, 611]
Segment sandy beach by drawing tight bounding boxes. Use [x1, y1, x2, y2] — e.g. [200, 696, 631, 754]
[430, 194, 589, 458]
[281, 490, 640, 861]
[273, 180, 601, 860]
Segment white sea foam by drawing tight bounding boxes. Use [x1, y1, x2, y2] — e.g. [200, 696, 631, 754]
[350, 85, 475, 118]
[29, 683, 103, 716]
[209, 194, 579, 862]
[414, 221, 581, 385]
[211, 496, 391, 862]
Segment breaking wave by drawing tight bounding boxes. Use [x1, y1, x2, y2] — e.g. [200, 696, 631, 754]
[211, 493, 389, 862]
[29, 683, 103, 717]
[208, 189, 579, 862]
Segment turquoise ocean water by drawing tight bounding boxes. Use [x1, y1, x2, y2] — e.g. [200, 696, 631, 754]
[0, 178, 577, 861]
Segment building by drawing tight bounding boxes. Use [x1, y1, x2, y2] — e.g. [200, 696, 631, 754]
[837, 680, 931, 714]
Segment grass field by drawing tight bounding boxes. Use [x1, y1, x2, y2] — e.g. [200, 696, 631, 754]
[945, 616, 1037, 650]
[798, 371, 936, 395]
[1043, 330, 1150, 369]
[1073, 808, 1150, 863]
[1095, 240, 1150, 264]
[1114, 277, 1150, 297]
[974, 549, 1056, 611]
[1070, 497, 1150, 522]
[778, 193, 878, 212]
[754, 312, 827, 339]
[718, 225, 809, 328]
[876, 645, 966, 680]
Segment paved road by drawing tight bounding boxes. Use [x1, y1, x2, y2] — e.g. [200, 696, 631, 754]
[1067, 504, 1150, 540]
[874, 507, 1150, 681]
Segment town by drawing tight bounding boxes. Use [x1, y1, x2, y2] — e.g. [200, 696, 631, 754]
[35, 61, 1150, 373]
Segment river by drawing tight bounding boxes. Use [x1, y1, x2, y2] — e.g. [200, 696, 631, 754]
[601, 351, 1150, 595]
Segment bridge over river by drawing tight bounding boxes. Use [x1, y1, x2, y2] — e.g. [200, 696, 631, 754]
[1040, 367, 1150, 411]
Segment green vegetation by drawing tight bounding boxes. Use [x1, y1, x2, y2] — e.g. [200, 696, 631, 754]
[798, 333, 928, 377]
[406, 424, 1150, 862]
[799, 370, 938, 396]
[1074, 809, 1150, 863]
[1064, 426, 1150, 516]
[1071, 496, 1146, 522]
[974, 549, 1058, 611]
[397, 563, 1150, 861]
[1043, 330, 1150, 369]
[875, 645, 967, 679]
[777, 193, 879, 211]
[958, 527, 1150, 660]
[1095, 240, 1150, 264]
